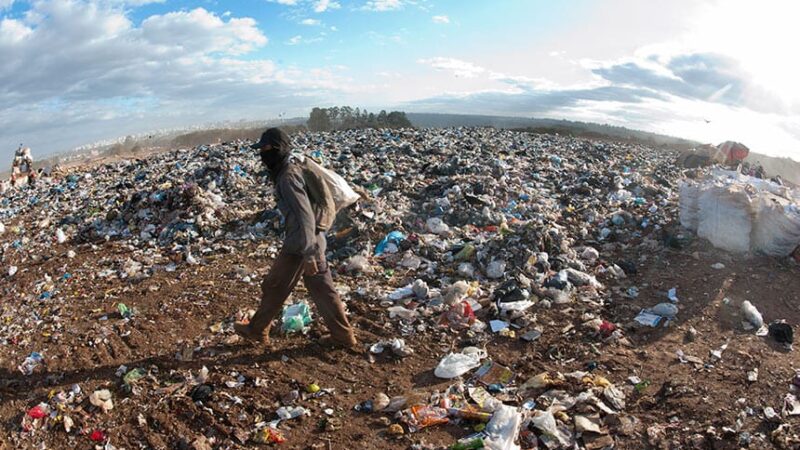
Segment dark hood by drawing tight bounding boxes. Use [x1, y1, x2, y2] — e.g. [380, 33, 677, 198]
[257, 127, 292, 179]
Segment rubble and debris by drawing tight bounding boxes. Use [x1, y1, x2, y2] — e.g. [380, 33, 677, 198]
[0, 127, 797, 449]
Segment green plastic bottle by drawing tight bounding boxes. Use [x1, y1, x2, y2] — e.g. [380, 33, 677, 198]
[450, 438, 484, 450]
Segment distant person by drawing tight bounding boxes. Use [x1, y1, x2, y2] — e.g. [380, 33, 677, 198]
[233, 127, 357, 350]
[740, 161, 751, 175]
[755, 164, 766, 179]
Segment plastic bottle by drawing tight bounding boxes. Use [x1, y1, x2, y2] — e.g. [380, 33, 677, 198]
[276, 406, 308, 420]
[448, 408, 492, 422]
[18, 352, 44, 375]
[450, 438, 485, 450]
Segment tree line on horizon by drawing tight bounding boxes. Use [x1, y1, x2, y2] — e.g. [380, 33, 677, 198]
[307, 106, 412, 131]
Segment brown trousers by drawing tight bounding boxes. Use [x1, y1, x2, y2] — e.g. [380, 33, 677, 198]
[249, 233, 355, 343]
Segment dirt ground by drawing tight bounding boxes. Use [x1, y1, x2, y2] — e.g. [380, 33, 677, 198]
[0, 228, 798, 449]
[0, 130, 798, 449]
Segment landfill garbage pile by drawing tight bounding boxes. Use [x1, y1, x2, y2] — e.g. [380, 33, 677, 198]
[0, 127, 798, 450]
[680, 168, 800, 256]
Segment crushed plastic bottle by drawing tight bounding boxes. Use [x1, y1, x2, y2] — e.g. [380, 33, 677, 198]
[276, 405, 309, 420]
[18, 352, 44, 375]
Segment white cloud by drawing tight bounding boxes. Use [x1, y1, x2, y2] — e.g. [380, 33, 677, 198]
[141, 8, 267, 55]
[0, 18, 33, 43]
[330, 25, 338, 31]
[313, 0, 340, 12]
[265, 0, 340, 11]
[680, 1, 800, 108]
[112, 0, 166, 5]
[418, 57, 485, 78]
[0, 0, 14, 10]
[300, 18, 320, 25]
[432, 15, 449, 24]
[489, 72, 558, 91]
[286, 33, 326, 45]
[363, 0, 403, 12]
[0, 1, 360, 161]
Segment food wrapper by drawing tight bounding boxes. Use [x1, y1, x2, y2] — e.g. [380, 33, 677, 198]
[400, 405, 449, 432]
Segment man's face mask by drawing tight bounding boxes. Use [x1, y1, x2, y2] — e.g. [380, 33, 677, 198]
[260, 146, 283, 170]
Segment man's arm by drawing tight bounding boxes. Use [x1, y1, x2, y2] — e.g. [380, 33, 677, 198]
[280, 170, 319, 271]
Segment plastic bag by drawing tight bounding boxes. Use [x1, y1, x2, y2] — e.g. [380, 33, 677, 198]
[697, 185, 754, 253]
[679, 181, 700, 231]
[303, 156, 360, 212]
[439, 300, 476, 329]
[387, 305, 418, 321]
[752, 194, 800, 256]
[374, 230, 406, 256]
[530, 410, 573, 447]
[650, 303, 678, 318]
[434, 347, 486, 379]
[741, 300, 764, 329]
[402, 405, 449, 432]
[18, 352, 44, 375]
[281, 302, 312, 333]
[426, 217, 450, 235]
[483, 404, 522, 450]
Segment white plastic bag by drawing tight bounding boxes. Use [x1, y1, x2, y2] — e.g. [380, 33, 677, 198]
[752, 194, 800, 256]
[433, 347, 486, 379]
[293, 153, 360, 212]
[679, 181, 700, 231]
[741, 300, 764, 329]
[306, 158, 360, 212]
[426, 217, 450, 235]
[697, 185, 754, 253]
[530, 410, 573, 447]
[483, 404, 522, 450]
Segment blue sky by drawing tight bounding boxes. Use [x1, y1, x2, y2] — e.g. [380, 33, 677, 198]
[0, 0, 798, 162]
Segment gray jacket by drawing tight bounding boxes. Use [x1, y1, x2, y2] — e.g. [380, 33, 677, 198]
[275, 161, 318, 261]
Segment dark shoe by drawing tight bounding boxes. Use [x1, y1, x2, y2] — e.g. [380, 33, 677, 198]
[234, 323, 270, 345]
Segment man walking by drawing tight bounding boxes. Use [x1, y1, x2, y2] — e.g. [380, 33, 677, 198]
[234, 128, 357, 349]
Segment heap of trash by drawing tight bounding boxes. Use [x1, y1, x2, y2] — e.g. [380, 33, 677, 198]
[1, 127, 798, 449]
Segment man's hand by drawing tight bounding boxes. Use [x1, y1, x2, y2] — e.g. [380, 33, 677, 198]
[304, 259, 319, 276]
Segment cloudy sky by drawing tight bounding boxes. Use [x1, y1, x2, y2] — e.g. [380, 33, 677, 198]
[0, 0, 799, 162]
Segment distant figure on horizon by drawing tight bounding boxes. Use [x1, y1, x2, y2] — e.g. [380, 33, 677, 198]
[754, 163, 766, 179]
[10, 144, 34, 185]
